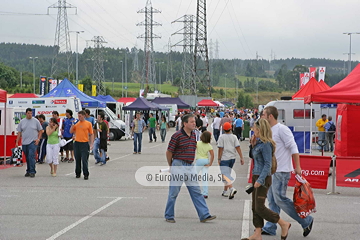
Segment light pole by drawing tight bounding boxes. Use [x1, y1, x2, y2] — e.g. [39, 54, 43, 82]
[343, 32, 360, 74]
[70, 31, 84, 86]
[155, 62, 164, 92]
[29, 57, 38, 94]
[120, 61, 124, 97]
[225, 73, 227, 100]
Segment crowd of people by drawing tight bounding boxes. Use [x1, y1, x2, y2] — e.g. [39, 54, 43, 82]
[16, 108, 109, 180]
[15, 105, 315, 239]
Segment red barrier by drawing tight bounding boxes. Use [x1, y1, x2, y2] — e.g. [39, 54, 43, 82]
[248, 155, 331, 189]
[336, 156, 360, 188]
[0, 135, 18, 157]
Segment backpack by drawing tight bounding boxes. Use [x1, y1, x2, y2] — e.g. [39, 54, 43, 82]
[328, 123, 336, 132]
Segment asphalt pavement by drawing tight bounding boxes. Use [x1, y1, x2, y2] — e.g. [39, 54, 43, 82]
[0, 127, 360, 240]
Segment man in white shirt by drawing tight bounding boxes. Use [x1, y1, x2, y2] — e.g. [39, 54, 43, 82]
[200, 113, 208, 132]
[261, 106, 314, 237]
[212, 113, 221, 142]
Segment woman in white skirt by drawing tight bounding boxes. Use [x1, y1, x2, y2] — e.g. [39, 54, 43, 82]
[46, 118, 60, 177]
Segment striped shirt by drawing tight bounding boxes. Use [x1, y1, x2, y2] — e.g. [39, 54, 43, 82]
[167, 128, 196, 163]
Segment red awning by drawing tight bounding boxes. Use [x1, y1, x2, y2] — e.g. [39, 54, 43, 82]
[197, 99, 218, 107]
[292, 78, 325, 100]
[305, 63, 360, 104]
[0, 89, 7, 103]
[9, 93, 38, 98]
[117, 97, 136, 104]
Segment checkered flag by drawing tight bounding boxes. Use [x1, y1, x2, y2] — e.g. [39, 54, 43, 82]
[11, 147, 23, 166]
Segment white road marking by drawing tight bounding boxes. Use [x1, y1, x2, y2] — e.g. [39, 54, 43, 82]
[241, 200, 251, 239]
[46, 197, 122, 240]
[148, 144, 162, 149]
[97, 196, 147, 199]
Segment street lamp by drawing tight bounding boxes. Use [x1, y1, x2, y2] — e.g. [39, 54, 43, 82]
[155, 62, 164, 92]
[70, 31, 84, 85]
[343, 32, 360, 74]
[29, 57, 38, 94]
[120, 61, 124, 97]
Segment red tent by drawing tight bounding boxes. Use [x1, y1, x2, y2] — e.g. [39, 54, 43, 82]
[9, 93, 38, 98]
[0, 89, 7, 165]
[292, 78, 325, 100]
[319, 80, 330, 90]
[304, 64, 360, 104]
[197, 99, 218, 107]
[304, 64, 360, 157]
[117, 97, 136, 104]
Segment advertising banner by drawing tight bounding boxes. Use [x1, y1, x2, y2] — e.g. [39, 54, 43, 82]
[303, 72, 310, 85]
[39, 76, 47, 96]
[336, 157, 360, 188]
[140, 89, 144, 98]
[92, 85, 96, 96]
[309, 67, 316, 79]
[47, 77, 53, 93]
[49, 79, 58, 92]
[248, 155, 331, 189]
[318, 67, 326, 82]
[78, 84, 84, 92]
[299, 73, 305, 88]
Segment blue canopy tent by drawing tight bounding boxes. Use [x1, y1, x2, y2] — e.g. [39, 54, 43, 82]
[152, 97, 190, 109]
[123, 97, 159, 111]
[92, 95, 117, 103]
[42, 78, 106, 108]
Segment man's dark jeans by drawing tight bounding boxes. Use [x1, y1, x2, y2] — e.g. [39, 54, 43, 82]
[213, 129, 220, 142]
[74, 141, 90, 177]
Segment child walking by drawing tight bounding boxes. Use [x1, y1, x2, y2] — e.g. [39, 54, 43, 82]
[217, 122, 244, 199]
[46, 118, 60, 177]
[195, 131, 214, 199]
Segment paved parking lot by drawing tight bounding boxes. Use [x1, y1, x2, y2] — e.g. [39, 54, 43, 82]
[0, 127, 359, 240]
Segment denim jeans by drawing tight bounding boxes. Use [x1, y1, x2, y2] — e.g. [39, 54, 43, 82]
[37, 138, 47, 163]
[262, 172, 313, 235]
[195, 158, 210, 196]
[23, 141, 37, 174]
[93, 138, 106, 164]
[325, 132, 334, 152]
[213, 129, 220, 142]
[165, 159, 211, 221]
[133, 132, 143, 153]
[148, 127, 157, 141]
[160, 129, 166, 142]
[318, 131, 326, 150]
[74, 142, 90, 177]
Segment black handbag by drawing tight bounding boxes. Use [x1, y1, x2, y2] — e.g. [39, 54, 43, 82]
[249, 145, 254, 159]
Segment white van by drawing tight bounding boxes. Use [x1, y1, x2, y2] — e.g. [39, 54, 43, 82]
[89, 107, 126, 141]
[264, 100, 336, 132]
[106, 102, 125, 121]
[6, 97, 81, 119]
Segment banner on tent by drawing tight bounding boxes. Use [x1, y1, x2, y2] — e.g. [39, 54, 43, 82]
[318, 67, 326, 81]
[336, 157, 360, 188]
[39, 76, 47, 96]
[248, 155, 331, 189]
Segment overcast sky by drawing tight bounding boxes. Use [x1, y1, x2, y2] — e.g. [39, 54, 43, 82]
[1, 0, 360, 61]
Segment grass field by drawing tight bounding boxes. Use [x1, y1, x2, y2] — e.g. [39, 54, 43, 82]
[104, 77, 296, 106]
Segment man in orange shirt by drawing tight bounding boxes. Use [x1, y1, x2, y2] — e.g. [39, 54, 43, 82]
[70, 110, 94, 180]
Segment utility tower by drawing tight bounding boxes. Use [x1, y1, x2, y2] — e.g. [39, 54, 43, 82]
[137, 0, 161, 92]
[48, 0, 76, 79]
[208, 39, 213, 86]
[91, 36, 107, 96]
[215, 39, 219, 60]
[194, 0, 211, 97]
[172, 14, 196, 95]
[165, 38, 174, 84]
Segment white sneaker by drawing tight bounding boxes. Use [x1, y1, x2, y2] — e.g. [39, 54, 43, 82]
[229, 188, 237, 199]
[222, 191, 228, 197]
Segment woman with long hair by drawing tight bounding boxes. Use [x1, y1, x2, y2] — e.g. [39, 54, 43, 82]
[242, 119, 291, 240]
[160, 115, 168, 143]
[46, 118, 60, 177]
